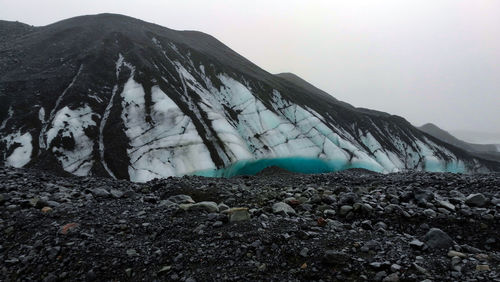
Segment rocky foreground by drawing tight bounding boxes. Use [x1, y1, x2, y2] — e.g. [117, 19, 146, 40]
[0, 166, 499, 281]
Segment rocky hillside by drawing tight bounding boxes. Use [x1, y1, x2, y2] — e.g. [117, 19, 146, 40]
[1, 14, 499, 182]
[1, 166, 499, 281]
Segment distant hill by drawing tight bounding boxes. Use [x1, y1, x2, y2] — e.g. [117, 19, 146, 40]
[419, 123, 500, 162]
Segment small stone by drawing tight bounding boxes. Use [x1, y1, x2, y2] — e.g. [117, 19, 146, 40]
[284, 197, 300, 206]
[125, 268, 132, 277]
[30, 197, 46, 208]
[409, 239, 425, 249]
[448, 250, 466, 258]
[180, 201, 219, 213]
[91, 187, 110, 198]
[126, 249, 138, 256]
[413, 263, 430, 276]
[465, 193, 487, 207]
[158, 265, 171, 273]
[86, 270, 97, 281]
[158, 200, 177, 208]
[272, 202, 296, 216]
[437, 200, 455, 211]
[383, 273, 399, 282]
[315, 217, 327, 227]
[476, 264, 490, 271]
[41, 206, 53, 213]
[167, 194, 195, 204]
[390, 264, 402, 272]
[212, 221, 223, 227]
[339, 205, 353, 215]
[451, 256, 462, 267]
[424, 228, 453, 249]
[361, 203, 374, 213]
[475, 253, 489, 261]
[323, 209, 336, 217]
[5, 258, 19, 264]
[6, 204, 19, 211]
[423, 209, 436, 218]
[110, 189, 124, 198]
[225, 207, 250, 222]
[361, 220, 373, 230]
[218, 203, 229, 211]
[300, 247, 309, 257]
[4, 226, 14, 234]
[374, 271, 387, 281]
[60, 223, 79, 235]
[323, 250, 349, 265]
[339, 192, 358, 205]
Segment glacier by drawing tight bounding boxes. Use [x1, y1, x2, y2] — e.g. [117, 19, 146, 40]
[1, 14, 495, 181]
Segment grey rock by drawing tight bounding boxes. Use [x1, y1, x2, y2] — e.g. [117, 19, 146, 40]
[361, 220, 373, 230]
[323, 209, 336, 218]
[323, 250, 349, 265]
[180, 201, 219, 213]
[414, 188, 434, 206]
[339, 205, 353, 215]
[218, 203, 229, 211]
[126, 249, 138, 256]
[410, 239, 425, 249]
[424, 228, 453, 249]
[374, 271, 387, 281]
[91, 187, 110, 198]
[437, 200, 455, 211]
[226, 208, 250, 222]
[159, 200, 178, 208]
[382, 273, 399, 282]
[423, 209, 437, 217]
[6, 204, 20, 211]
[110, 189, 124, 198]
[465, 193, 487, 207]
[167, 194, 195, 204]
[390, 264, 402, 272]
[272, 202, 296, 216]
[339, 192, 358, 205]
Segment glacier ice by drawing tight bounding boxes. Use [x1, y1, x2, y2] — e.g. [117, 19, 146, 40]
[121, 71, 217, 182]
[3, 131, 33, 168]
[46, 105, 96, 176]
[39, 65, 83, 151]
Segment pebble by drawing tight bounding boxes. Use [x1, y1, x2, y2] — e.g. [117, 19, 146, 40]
[339, 205, 353, 215]
[272, 202, 296, 216]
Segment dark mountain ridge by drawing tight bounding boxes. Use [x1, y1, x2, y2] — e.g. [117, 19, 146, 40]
[419, 123, 500, 162]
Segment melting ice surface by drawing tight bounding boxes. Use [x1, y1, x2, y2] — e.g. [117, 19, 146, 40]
[192, 157, 387, 178]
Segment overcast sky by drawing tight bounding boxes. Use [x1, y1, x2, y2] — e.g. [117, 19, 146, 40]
[1, 0, 499, 141]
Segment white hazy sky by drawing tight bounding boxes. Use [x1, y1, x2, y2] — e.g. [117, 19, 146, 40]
[1, 0, 499, 140]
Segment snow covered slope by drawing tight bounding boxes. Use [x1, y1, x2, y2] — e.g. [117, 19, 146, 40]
[1, 14, 499, 181]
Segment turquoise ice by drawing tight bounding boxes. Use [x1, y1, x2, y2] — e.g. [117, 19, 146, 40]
[192, 157, 387, 177]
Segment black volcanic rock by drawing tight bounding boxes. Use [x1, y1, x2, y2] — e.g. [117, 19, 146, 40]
[0, 166, 499, 281]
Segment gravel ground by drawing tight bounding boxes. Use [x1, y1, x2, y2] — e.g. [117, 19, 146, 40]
[1, 166, 499, 281]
